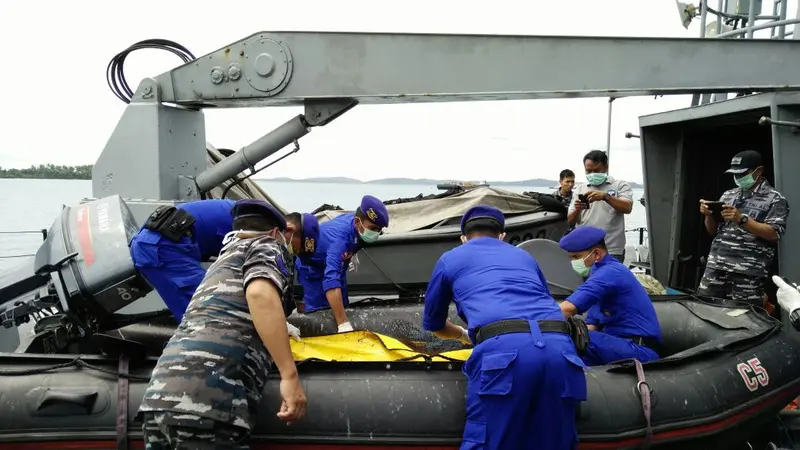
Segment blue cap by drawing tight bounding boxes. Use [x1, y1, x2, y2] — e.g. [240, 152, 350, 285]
[300, 213, 320, 255]
[230, 199, 287, 231]
[460, 204, 505, 234]
[360, 195, 389, 228]
[559, 226, 606, 252]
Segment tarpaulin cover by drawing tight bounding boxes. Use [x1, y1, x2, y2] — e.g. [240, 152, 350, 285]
[314, 187, 548, 233]
[289, 330, 472, 362]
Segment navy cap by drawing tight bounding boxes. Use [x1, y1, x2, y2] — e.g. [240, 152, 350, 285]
[230, 199, 287, 231]
[300, 213, 320, 255]
[460, 204, 505, 234]
[360, 195, 389, 228]
[725, 150, 762, 175]
[559, 226, 606, 252]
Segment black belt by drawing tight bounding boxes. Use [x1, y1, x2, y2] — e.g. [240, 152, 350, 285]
[142, 205, 196, 242]
[475, 319, 570, 345]
[626, 336, 659, 349]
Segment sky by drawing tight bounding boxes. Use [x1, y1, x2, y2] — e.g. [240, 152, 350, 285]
[1, 0, 796, 184]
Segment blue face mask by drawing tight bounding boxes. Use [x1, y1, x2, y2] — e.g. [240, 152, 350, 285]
[586, 173, 608, 186]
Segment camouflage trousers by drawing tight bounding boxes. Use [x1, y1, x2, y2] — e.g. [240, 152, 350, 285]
[697, 267, 766, 307]
[142, 411, 251, 450]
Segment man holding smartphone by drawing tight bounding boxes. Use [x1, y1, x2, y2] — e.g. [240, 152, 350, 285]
[568, 150, 634, 263]
[698, 150, 789, 306]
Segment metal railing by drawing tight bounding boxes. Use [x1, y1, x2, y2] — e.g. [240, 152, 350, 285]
[0, 229, 47, 259]
[692, 0, 799, 106]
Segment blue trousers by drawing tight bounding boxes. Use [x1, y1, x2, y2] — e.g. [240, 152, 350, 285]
[461, 321, 587, 450]
[580, 330, 659, 366]
[130, 229, 205, 323]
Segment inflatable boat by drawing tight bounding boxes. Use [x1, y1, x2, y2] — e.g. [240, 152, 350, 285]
[310, 186, 568, 296]
[1, 196, 799, 450]
[0, 296, 797, 450]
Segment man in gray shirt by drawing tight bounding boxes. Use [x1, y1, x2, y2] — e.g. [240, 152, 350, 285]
[568, 150, 634, 263]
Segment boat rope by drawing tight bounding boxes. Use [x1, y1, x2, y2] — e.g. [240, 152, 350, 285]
[0, 356, 150, 381]
[358, 248, 418, 296]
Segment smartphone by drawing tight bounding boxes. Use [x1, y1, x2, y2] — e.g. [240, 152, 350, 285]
[705, 201, 724, 221]
[578, 194, 589, 205]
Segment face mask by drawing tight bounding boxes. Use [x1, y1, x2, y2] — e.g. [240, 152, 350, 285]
[586, 173, 608, 186]
[356, 218, 381, 244]
[359, 228, 380, 244]
[280, 232, 295, 255]
[570, 251, 595, 277]
[734, 173, 756, 190]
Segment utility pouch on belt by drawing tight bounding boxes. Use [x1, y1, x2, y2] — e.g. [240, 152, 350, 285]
[143, 205, 196, 242]
[567, 316, 590, 354]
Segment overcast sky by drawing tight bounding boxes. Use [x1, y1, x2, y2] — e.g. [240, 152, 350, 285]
[1, 0, 795, 183]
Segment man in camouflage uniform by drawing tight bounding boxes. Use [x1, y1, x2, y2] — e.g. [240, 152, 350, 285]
[139, 199, 308, 449]
[552, 168, 576, 208]
[698, 150, 789, 306]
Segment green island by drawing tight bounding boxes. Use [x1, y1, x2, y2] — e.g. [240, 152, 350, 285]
[0, 165, 644, 188]
[0, 164, 93, 180]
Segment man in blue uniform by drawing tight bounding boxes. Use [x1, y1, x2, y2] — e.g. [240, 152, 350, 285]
[140, 199, 306, 449]
[423, 204, 587, 450]
[295, 195, 389, 333]
[130, 199, 320, 323]
[558, 225, 661, 366]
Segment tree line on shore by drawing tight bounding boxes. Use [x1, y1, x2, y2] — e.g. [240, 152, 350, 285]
[0, 164, 93, 180]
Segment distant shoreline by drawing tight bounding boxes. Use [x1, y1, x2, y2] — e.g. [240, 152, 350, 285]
[258, 176, 645, 189]
[0, 173, 644, 189]
[0, 164, 93, 181]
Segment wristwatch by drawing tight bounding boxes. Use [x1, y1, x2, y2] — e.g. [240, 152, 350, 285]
[603, 192, 610, 201]
[739, 214, 750, 225]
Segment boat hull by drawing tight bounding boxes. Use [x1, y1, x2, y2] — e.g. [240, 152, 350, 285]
[325, 210, 568, 296]
[3, 297, 800, 449]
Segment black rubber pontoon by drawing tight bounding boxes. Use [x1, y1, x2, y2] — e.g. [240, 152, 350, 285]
[0, 297, 798, 450]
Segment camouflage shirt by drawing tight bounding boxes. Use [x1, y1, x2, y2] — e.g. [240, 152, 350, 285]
[706, 179, 789, 277]
[138, 235, 293, 430]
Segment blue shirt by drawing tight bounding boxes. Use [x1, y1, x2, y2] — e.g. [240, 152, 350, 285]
[567, 253, 661, 341]
[176, 199, 236, 260]
[295, 213, 361, 311]
[423, 237, 564, 338]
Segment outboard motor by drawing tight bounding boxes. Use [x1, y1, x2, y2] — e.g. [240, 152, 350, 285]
[0, 195, 153, 353]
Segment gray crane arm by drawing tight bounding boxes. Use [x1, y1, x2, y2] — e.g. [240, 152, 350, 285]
[153, 31, 800, 108]
[94, 31, 800, 202]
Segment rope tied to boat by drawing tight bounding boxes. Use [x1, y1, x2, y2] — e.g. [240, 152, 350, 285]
[633, 358, 654, 449]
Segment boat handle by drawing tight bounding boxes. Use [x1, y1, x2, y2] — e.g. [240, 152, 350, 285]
[36, 390, 99, 415]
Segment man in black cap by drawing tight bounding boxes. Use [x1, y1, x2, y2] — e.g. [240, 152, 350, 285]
[698, 150, 789, 306]
[139, 199, 307, 449]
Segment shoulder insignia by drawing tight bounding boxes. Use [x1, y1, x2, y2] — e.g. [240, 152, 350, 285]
[366, 208, 378, 221]
[304, 237, 316, 254]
